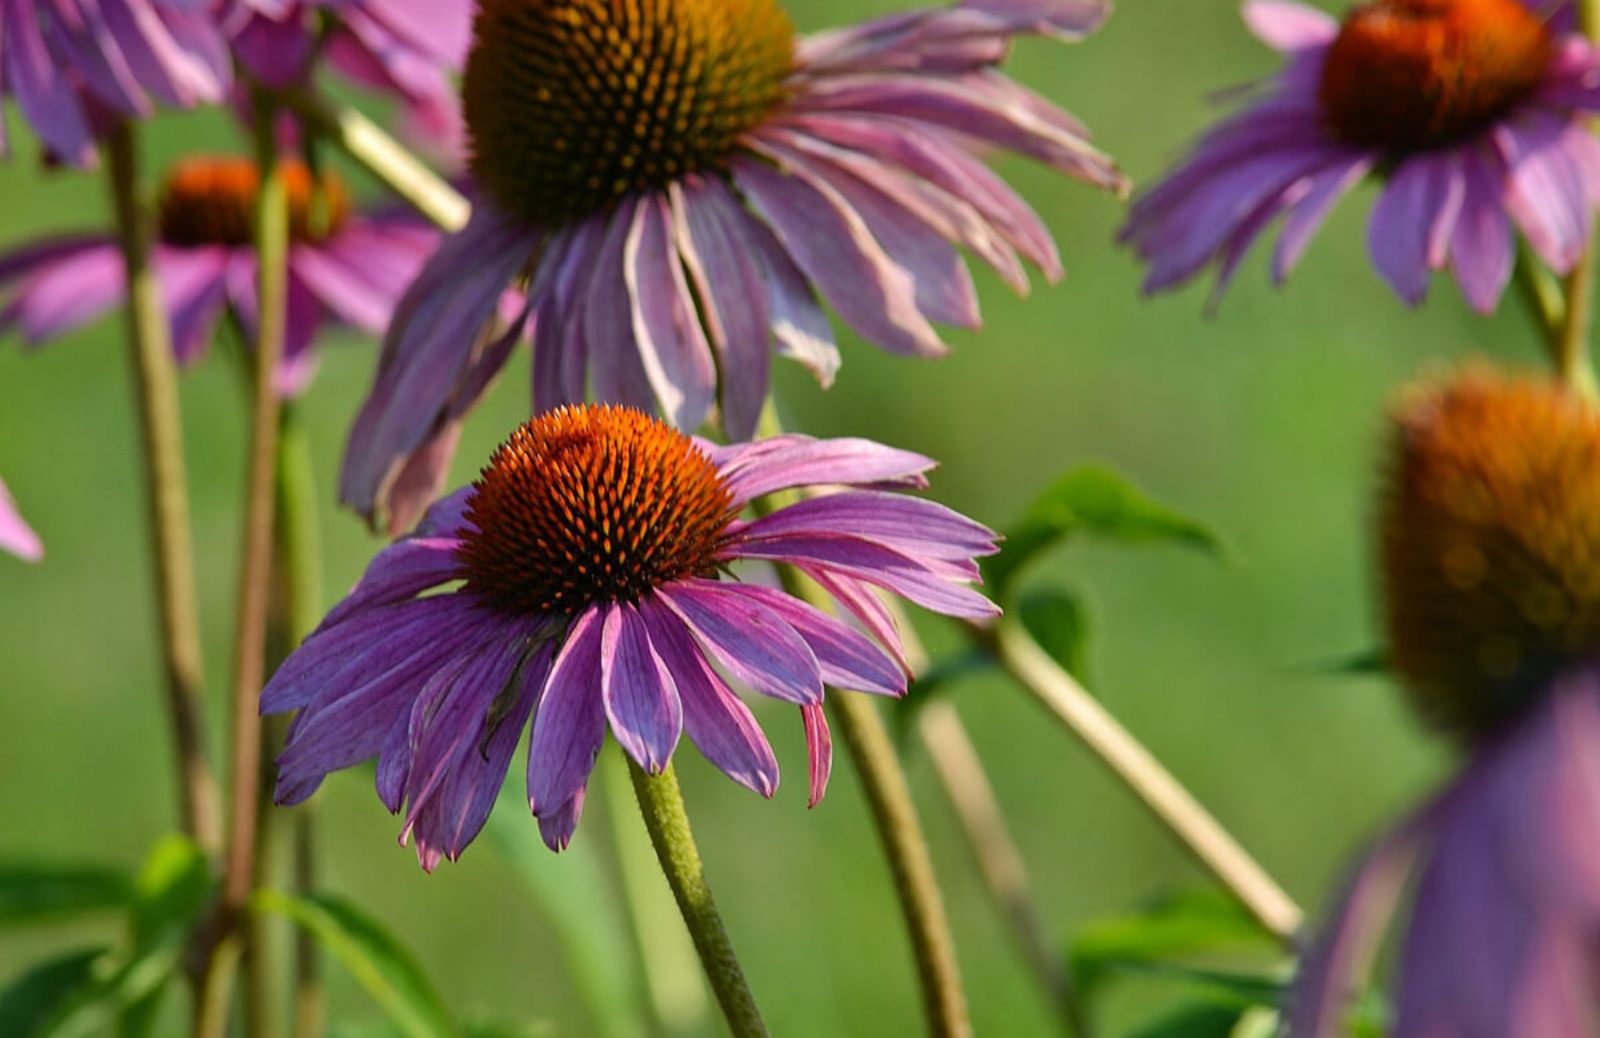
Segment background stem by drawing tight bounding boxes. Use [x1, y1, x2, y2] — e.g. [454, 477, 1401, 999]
[626, 761, 769, 1038]
[974, 619, 1303, 942]
[105, 121, 224, 858]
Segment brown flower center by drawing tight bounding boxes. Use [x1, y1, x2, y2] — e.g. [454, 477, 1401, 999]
[1380, 368, 1600, 739]
[456, 405, 738, 615]
[157, 156, 350, 248]
[462, 0, 795, 227]
[1319, 0, 1552, 151]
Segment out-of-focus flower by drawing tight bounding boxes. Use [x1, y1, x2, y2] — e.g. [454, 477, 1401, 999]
[341, 0, 1125, 534]
[0, 155, 438, 395]
[0, 476, 41, 562]
[267, 404, 998, 865]
[1121, 0, 1600, 314]
[224, 0, 469, 135]
[2, 1, 231, 166]
[1291, 367, 1600, 1037]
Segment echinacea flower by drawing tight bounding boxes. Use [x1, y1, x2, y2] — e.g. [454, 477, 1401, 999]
[341, 0, 1125, 534]
[1291, 368, 1600, 1037]
[267, 404, 998, 866]
[1121, 0, 1600, 313]
[0, 155, 438, 395]
[0, 476, 41, 562]
[223, 0, 469, 135]
[2, 0, 230, 166]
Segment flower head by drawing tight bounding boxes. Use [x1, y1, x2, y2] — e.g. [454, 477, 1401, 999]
[0, 476, 41, 562]
[1, 1, 230, 166]
[1120, 0, 1600, 313]
[341, 0, 1125, 534]
[224, 0, 468, 130]
[0, 154, 439, 396]
[267, 405, 999, 865]
[1291, 365, 1600, 1037]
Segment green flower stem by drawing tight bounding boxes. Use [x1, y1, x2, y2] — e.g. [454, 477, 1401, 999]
[603, 753, 711, 1038]
[281, 87, 469, 232]
[1554, 0, 1600, 399]
[971, 618, 1304, 942]
[626, 761, 769, 1038]
[196, 88, 294, 1038]
[105, 121, 225, 858]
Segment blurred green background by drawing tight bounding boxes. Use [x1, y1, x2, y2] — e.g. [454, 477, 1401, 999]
[0, 0, 1543, 1034]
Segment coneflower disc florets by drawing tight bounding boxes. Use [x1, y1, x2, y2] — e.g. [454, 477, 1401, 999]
[462, 0, 795, 226]
[158, 156, 350, 247]
[1381, 369, 1600, 738]
[457, 405, 737, 615]
[1320, 0, 1552, 151]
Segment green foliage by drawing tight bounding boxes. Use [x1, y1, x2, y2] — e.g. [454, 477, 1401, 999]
[1017, 589, 1093, 683]
[0, 949, 108, 1037]
[891, 649, 995, 741]
[486, 785, 650, 1038]
[0, 865, 132, 928]
[252, 889, 459, 1038]
[987, 465, 1222, 597]
[1126, 1002, 1247, 1038]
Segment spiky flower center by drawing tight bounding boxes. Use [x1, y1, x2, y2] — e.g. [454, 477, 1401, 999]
[1380, 369, 1600, 739]
[462, 0, 795, 227]
[457, 405, 737, 615]
[1319, 0, 1551, 151]
[158, 156, 349, 248]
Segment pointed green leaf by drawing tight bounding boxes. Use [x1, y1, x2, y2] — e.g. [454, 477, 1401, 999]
[1128, 1002, 1245, 1038]
[1068, 889, 1279, 996]
[987, 466, 1221, 594]
[252, 889, 458, 1038]
[0, 949, 109, 1037]
[1017, 590, 1093, 684]
[0, 866, 132, 928]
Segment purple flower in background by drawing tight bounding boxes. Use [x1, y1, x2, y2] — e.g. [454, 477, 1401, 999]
[267, 404, 998, 866]
[1291, 369, 1600, 1037]
[341, 0, 1125, 534]
[0, 155, 439, 396]
[1, 0, 230, 166]
[224, 0, 469, 132]
[0, 476, 41, 562]
[1121, 0, 1600, 313]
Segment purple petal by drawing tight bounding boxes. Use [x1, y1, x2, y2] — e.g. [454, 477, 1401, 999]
[730, 208, 842, 388]
[1272, 155, 1373, 282]
[1497, 113, 1600, 274]
[3, 242, 125, 346]
[712, 582, 905, 697]
[159, 246, 230, 364]
[537, 788, 588, 852]
[315, 536, 464, 634]
[583, 197, 655, 411]
[802, 703, 832, 808]
[627, 193, 717, 428]
[656, 580, 823, 705]
[1369, 150, 1465, 306]
[709, 434, 936, 508]
[5, 0, 95, 165]
[731, 534, 999, 619]
[1242, 0, 1339, 52]
[1450, 151, 1516, 314]
[637, 596, 779, 797]
[527, 608, 607, 814]
[0, 477, 42, 562]
[600, 603, 683, 775]
[731, 490, 999, 562]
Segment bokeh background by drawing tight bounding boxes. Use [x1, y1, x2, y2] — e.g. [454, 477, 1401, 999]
[0, 0, 1538, 1034]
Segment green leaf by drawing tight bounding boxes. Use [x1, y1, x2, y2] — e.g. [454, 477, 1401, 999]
[1017, 590, 1092, 683]
[0, 949, 109, 1037]
[0, 865, 132, 927]
[1128, 1002, 1245, 1038]
[1068, 889, 1279, 996]
[252, 889, 458, 1038]
[486, 785, 649, 1038]
[987, 466, 1221, 595]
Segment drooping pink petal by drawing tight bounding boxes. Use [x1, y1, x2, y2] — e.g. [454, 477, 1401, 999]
[708, 434, 935, 508]
[1450, 150, 1517, 314]
[0, 477, 42, 562]
[626, 194, 717, 429]
[527, 607, 608, 815]
[657, 579, 824, 705]
[1369, 150, 1466, 306]
[599, 603, 683, 775]
[713, 583, 906, 697]
[802, 703, 832, 808]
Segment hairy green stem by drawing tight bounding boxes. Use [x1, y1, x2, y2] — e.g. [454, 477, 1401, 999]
[973, 619, 1303, 941]
[281, 87, 468, 232]
[106, 122, 225, 858]
[626, 761, 769, 1038]
[195, 89, 294, 1038]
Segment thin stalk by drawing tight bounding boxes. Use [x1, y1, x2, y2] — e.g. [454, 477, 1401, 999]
[918, 702, 1088, 1037]
[195, 90, 293, 1038]
[973, 619, 1303, 942]
[626, 761, 769, 1038]
[105, 121, 224, 857]
[602, 753, 710, 1038]
[1513, 245, 1565, 355]
[280, 87, 468, 232]
[1556, 232, 1600, 401]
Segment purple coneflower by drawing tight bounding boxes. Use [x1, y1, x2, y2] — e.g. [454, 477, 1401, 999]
[267, 404, 998, 866]
[341, 0, 1125, 534]
[223, 0, 469, 133]
[1, 0, 230, 166]
[0, 155, 438, 395]
[1121, 0, 1600, 313]
[0, 476, 40, 562]
[1292, 368, 1600, 1037]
